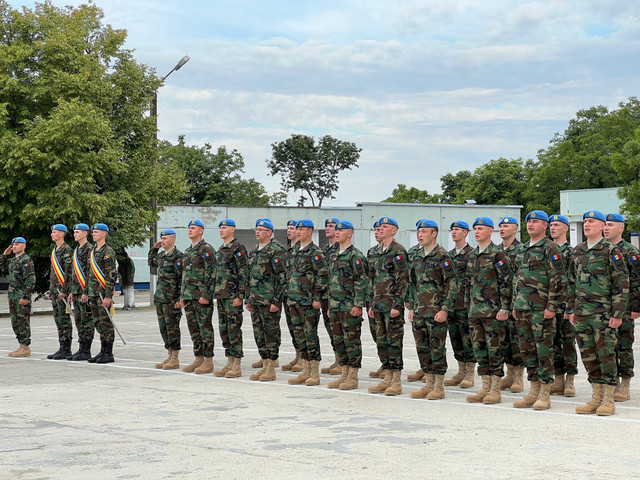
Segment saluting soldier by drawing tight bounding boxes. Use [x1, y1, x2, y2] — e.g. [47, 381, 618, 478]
[67, 223, 94, 361]
[281, 219, 302, 372]
[47, 224, 74, 360]
[148, 228, 183, 370]
[321, 217, 341, 375]
[1, 237, 35, 357]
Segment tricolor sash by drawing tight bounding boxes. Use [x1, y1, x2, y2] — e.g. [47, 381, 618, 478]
[51, 248, 65, 286]
[90, 249, 107, 289]
[73, 247, 87, 290]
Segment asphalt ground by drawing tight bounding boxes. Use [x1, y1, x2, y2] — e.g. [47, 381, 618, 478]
[1, 293, 640, 479]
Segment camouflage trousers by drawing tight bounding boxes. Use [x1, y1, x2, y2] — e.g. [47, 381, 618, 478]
[366, 304, 377, 344]
[71, 298, 94, 343]
[322, 299, 336, 351]
[372, 309, 404, 371]
[88, 296, 114, 343]
[282, 299, 298, 350]
[447, 309, 475, 363]
[553, 312, 578, 375]
[155, 301, 182, 351]
[616, 314, 635, 378]
[289, 303, 321, 361]
[51, 296, 73, 343]
[249, 304, 281, 360]
[8, 298, 31, 346]
[217, 298, 243, 358]
[330, 311, 363, 368]
[502, 314, 524, 367]
[468, 315, 506, 377]
[574, 313, 618, 385]
[412, 315, 448, 375]
[183, 299, 214, 357]
[514, 310, 555, 384]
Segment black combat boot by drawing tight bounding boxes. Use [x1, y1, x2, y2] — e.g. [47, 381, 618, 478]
[88, 341, 106, 363]
[67, 340, 83, 360]
[47, 341, 63, 359]
[53, 340, 72, 360]
[96, 342, 114, 364]
[71, 340, 92, 361]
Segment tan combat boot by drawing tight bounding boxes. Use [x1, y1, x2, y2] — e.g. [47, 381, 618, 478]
[182, 355, 204, 373]
[162, 349, 180, 370]
[483, 376, 502, 404]
[549, 374, 565, 395]
[9, 344, 31, 357]
[564, 374, 576, 397]
[407, 369, 425, 382]
[500, 364, 515, 390]
[368, 369, 391, 394]
[214, 356, 233, 377]
[339, 367, 359, 390]
[576, 383, 603, 414]
[411, 374, 435, 399]
[369, 365, 383, 378]
[250, 359, 267, 380]
[385, 370, 402, 396]
[155, 349, 172, 369]
[225, 357, 242, 378]
[513, 381, 540, 408]
[291, 356, 303, 372]
[444, 361, 466, 386]
[251, 358, 264, 368]
[194, 357, 213, 374]
[305, 360, 321, 386]
[533, 383, 552, 410]
[427, 374, 445, 400]
[460, 362, 475, 389]
[321, 352, 340, 375]
[467, 375, 491, 403]
[288, 360, 310, 385]
[259, 359, 277, 381]
[328, 366, 349, 389]
[614, 377, 631, 402]
[510, 366, 525, 393]
[282, 350, 300, 371]
[596, 384, 616, 416]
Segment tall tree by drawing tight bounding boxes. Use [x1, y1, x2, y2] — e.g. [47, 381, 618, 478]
[458, 158, 534, 206]
[267, 134, 361, 206]
[439, 170, 472, 204]
[612, 128, 640, 231]
[382, 184, 440, 204]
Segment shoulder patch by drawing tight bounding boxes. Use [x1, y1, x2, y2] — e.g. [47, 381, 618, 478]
[612, 253, 626, 272]
[441, 259, 455, 276]
[272, 256, 284, 273]
[313, 255, 321, 262]
[495, 258, 510, 275]
[551, 253, 564, 271]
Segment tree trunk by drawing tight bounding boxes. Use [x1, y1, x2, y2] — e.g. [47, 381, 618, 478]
[116, 247, 136, 310]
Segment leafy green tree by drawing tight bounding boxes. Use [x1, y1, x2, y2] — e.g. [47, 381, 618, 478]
[613, 128, 640, 231]
[439, 170, 472, 204]
[382, 184, 441, 204]
[267, 134, 361, 206]
[458, 158, 534, 206]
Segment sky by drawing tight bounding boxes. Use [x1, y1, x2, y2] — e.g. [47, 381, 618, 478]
[8, 0, 640, 205]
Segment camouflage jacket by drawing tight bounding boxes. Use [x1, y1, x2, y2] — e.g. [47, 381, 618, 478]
[366, 243, 381, 308]
[148, 246, 184, 304]
[214, 238, 248, 300]
[407, 245, 457, 316]
[286, 242, 329, 306]
[49, 243, 73, 295]
[246, 239, 287, 307]
[87, 243, 118, 298]
[501, 239, 520, 266]
[465, 242, 512, 318]
[555, 242, 573, 313]
[449, 243, 474, 311]
[369, 240, 409, 312]
[328, 244, 368, 312]
[511, 238, 566, 312]
[615, 239, 640, 313]
[567, 238, 629, 318]
[0, 252, 35, 301]
[70, 242, 92, 296]
[406, 244, 422, 303]
[323, 242, 338, 301]
[180, 240, 216, 302]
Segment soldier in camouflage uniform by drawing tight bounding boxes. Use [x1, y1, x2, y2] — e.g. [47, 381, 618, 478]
[366, 220, 384, 378]
[213, 219, 248, 378]
[287, 219, 329, 386]
[326, 221, 368, 390]
[67, 223, 94, 361]
[83, 223, 118, 364]
[1, 237, 35, 357]
[281, 219, 302, 371]
[444, 220, 476, 389]
[603, 213, 640, 402]
[245, 218, 287, 381]
[568, 210, 629, 416]
[47, 224, 74, 360]
[405, 229, 426, 383]
[148, 228, 183, 370]
[511, 211, 566, 411]
[177, 219, 216, 374]
[407, 219, 457, 401]
[548, 214, 577, 396]
[498, 216, 525, 393]
[465, 217, 512, 405]
[368, 216, 409, 396]
[321, 217, 341, 375]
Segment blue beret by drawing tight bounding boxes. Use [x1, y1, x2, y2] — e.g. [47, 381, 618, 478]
[218, 219, 236, 227]
[473, 217, 494, 228]
[335, 220, 354, 230]
[416, 219, 438, 230]
[255, 218, 274, 230]
[92, 223, 109, 232]
[525, 210, 549, 222]
[287, 219, 297, 227]
[499, 216, 519, 226]
[583, 210, 606, 222]
[373, 221, 380, 228]
[325, 217, 340, 226]
[379, 217, 399, 228]
[188, 219, 204, 228]
[73, 223, 90, 231]
[606, 213, 625, 223]
[296, 219, 314, 229]
[12, 237, 26, 244]
[549, 214, 569, 226]
[450, 221, 470, 230]
[51, 224, 68, 233]
[160, 229, 176, 236]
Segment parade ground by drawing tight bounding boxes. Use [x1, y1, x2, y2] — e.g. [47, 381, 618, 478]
[1, 293, 640, 480]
